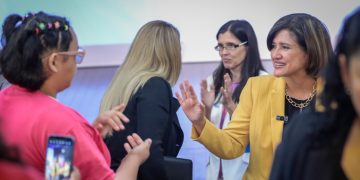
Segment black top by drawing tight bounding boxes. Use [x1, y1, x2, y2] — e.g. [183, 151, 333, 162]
[283, 96, 315, 135]
[270, 109, 355, 180]
[105, 77, 184, 180]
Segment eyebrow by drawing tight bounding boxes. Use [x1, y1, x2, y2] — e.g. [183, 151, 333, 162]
[217, 42, 239, 45]
[273, 42, 293, 46]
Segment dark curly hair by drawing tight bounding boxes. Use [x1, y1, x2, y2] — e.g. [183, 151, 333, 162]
[0, 11, 72, 91]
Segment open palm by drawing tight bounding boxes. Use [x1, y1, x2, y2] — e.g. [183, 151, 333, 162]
[200, 79, 215, 109]
[176, 81, 205, 125]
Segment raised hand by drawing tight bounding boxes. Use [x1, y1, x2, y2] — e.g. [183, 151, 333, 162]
[123, 133, 152, 165]
[176, 81, 206, 133]
[115, 133, 152, 180]
[200, 79, 215, 110]
[220, 73, 237, 115]
[93, 104, 130, 137]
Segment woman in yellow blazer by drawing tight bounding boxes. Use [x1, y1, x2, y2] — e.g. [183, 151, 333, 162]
[176, 13, 333, 180]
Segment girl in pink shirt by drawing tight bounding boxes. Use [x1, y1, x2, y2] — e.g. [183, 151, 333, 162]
[0, 11, 151, 180]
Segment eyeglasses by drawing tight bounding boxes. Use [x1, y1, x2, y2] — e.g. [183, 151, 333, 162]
[55, 48, 86, 64]
[214, 41, 248, 51]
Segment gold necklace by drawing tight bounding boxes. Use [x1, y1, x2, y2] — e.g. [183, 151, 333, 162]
[285, 81, 317, 111]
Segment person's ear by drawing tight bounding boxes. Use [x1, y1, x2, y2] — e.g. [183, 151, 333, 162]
[47, 53, 59, 73]
[339, 54, 350, 92]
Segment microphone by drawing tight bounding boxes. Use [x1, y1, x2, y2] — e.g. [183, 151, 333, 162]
[276, 115, 288, 123]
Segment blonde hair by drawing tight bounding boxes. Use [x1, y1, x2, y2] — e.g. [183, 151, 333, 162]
[100, 20, 181, 112]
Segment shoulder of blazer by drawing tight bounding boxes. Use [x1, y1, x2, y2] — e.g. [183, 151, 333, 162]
[146, 76, 171, 88]
[247, 75, 285, 92]
[140, 76, 172, 95]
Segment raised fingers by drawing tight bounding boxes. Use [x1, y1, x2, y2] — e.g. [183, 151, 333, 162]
[223, 73, 231, 91]
[131, 133, 144, 144]
[186, 80, 199, 102]
[200, 80, 207, 92]
[124, 142, 132, 153]
[175, 92, 183, 104]
[127, 134, 138, 148]
[112, 104, 126, 112]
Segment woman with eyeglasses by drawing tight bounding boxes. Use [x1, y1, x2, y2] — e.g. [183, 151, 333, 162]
[177, 13, 333, 180]
[0, 11, 152, 180]
[200, 20, 266, 180]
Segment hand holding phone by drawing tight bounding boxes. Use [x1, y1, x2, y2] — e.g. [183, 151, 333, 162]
[45, 135, 75, 180]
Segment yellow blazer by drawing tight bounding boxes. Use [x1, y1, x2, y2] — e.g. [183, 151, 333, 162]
[192, 75, 286, 180]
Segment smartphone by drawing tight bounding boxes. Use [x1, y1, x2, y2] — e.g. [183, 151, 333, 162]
[45, 135, 75, 180]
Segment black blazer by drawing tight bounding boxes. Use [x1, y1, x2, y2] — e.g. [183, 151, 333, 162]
[105, 77, 184, 180]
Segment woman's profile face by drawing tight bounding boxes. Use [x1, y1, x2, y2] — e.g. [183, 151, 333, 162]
[56, 29, 79, 91]
[270, 29, 309, 78]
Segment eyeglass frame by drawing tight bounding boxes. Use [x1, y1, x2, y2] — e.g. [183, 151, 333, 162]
[55, 48, 86, 64]
[214, 41, 248, 51]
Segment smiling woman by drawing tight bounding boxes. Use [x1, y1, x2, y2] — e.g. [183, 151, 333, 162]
[177, 13, 333, 180]
[270, 7, 360, 179]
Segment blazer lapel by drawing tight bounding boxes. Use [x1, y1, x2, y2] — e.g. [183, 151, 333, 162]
[270, 77, 285, 154]
[171, 97, 181, 128]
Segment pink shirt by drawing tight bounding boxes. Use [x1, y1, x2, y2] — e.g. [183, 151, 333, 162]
[0, 85, 115, 180]
[0, 161, 43, 180]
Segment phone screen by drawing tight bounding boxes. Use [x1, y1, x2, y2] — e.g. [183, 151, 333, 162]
[45, 135, 75, 180]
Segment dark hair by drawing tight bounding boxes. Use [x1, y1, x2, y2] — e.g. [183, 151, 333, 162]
[0, 11, 72, 91]
[213, 20, 265, 103]
[320, 8, 360, 116]
[267, 13, 333, 78]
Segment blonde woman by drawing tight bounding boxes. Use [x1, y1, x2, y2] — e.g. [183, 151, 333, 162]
[100, 20, 184, 180]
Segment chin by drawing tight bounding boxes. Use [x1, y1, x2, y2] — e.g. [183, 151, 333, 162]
[223, 64, 232, 69]
[273, 70, 285, 77]
[59, 83, 71, 92]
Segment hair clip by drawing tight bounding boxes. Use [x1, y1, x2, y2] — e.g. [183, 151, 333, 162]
[15, 21, 22, 28]
[54, 21, 60, 29]
[38, 22, 46, 31]
[64, 24, 69, 31]
[47, 23, 53, 29]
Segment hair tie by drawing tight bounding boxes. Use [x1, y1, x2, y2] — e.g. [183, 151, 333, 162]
[47, 23, 53, 29]
[38, 22, 46, 31]
[54, 21, 60, 29]
[64, 24, 69, 31]
[14, 21, 22, 28]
